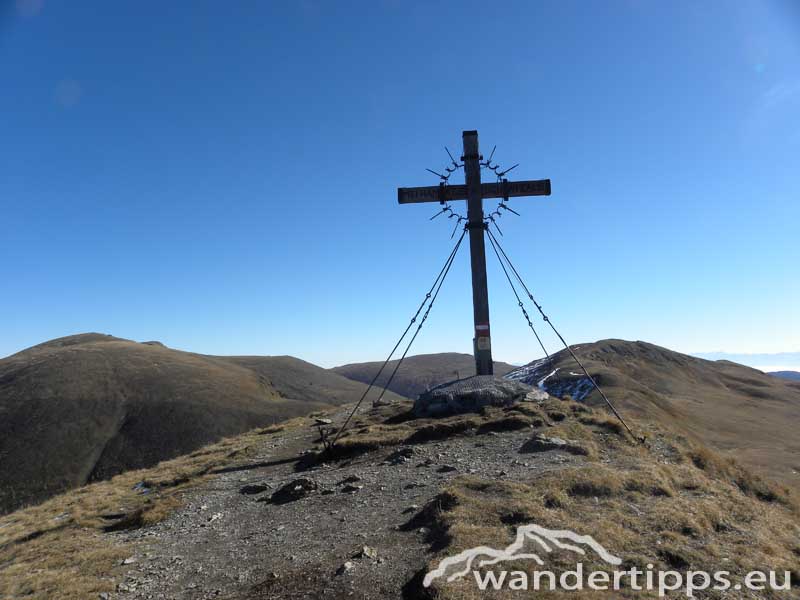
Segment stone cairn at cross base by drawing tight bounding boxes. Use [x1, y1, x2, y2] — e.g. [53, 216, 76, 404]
[413, 375, 549, 418]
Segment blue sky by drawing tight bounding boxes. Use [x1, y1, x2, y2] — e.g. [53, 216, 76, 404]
[1, 1, 798, 368]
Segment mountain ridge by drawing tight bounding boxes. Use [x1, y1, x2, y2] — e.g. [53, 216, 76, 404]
[0, 333, 406, 515]
[4, 334, 798, 518]
[507, 338, 800, 486]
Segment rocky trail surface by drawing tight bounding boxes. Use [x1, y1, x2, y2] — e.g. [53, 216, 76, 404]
[4, 390, 797, 600]
[113, 403, 584, 599]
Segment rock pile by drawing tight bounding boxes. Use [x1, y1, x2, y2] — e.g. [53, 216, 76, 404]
[413, 375, 547, 417]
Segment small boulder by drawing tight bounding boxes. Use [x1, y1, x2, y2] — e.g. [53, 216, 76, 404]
[524, 389, 549, 403]
[385, 447, 415, 465]
[336, 561, 354, 576]
[240, 483, 269, 495]
[338, 475, 363, 485]
[354, 545, 377, 560]
[267, 478, 317, 504]
[521, 434, 588, 456]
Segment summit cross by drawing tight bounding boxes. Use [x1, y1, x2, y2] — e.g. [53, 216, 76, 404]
[397, 130, 551, 376]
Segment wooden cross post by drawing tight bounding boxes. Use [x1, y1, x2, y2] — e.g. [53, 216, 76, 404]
[397, 130, 551, 376]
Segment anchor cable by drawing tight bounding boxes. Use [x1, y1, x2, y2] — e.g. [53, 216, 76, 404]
[331, 228, 467, 447]
[485, 230, 551, 362]
[485, 228, 641, 442]
[373, 229, 464, 404]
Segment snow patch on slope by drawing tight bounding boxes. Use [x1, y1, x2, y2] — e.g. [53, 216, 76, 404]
[504, 360, 595, 402]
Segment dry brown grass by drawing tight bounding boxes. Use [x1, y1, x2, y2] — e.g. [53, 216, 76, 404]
[686, 444, 796, 506]
[0, 415, 311, 600]
[328, 403, 557, 459]
[326, 398, 632, 467]
[416, 420, 799, 599]
[333, 400, 798, 598]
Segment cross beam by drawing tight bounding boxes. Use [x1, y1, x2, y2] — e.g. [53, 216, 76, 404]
[397, 130, 552, 376]
[397, 179, 551, 204]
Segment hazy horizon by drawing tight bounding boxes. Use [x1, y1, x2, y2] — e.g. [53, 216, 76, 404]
[4, 332, 798, 374]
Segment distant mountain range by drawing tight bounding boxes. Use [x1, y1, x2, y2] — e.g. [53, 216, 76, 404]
[693, 350, 800, 372]
[770, 370, 800, 381]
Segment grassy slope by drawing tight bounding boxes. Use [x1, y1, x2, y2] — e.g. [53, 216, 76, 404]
[0, 334, 399, 515]
[0, 418, 309, 599]
[332, 352, 516, 399]
[219, 355, 408, 405]
[332, 401, 799, 599]
[510, 339, 800, 489]
[427, 435, 800, 599]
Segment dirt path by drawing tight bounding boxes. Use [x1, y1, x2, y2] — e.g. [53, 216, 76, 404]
[112, 405, 585, 599]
